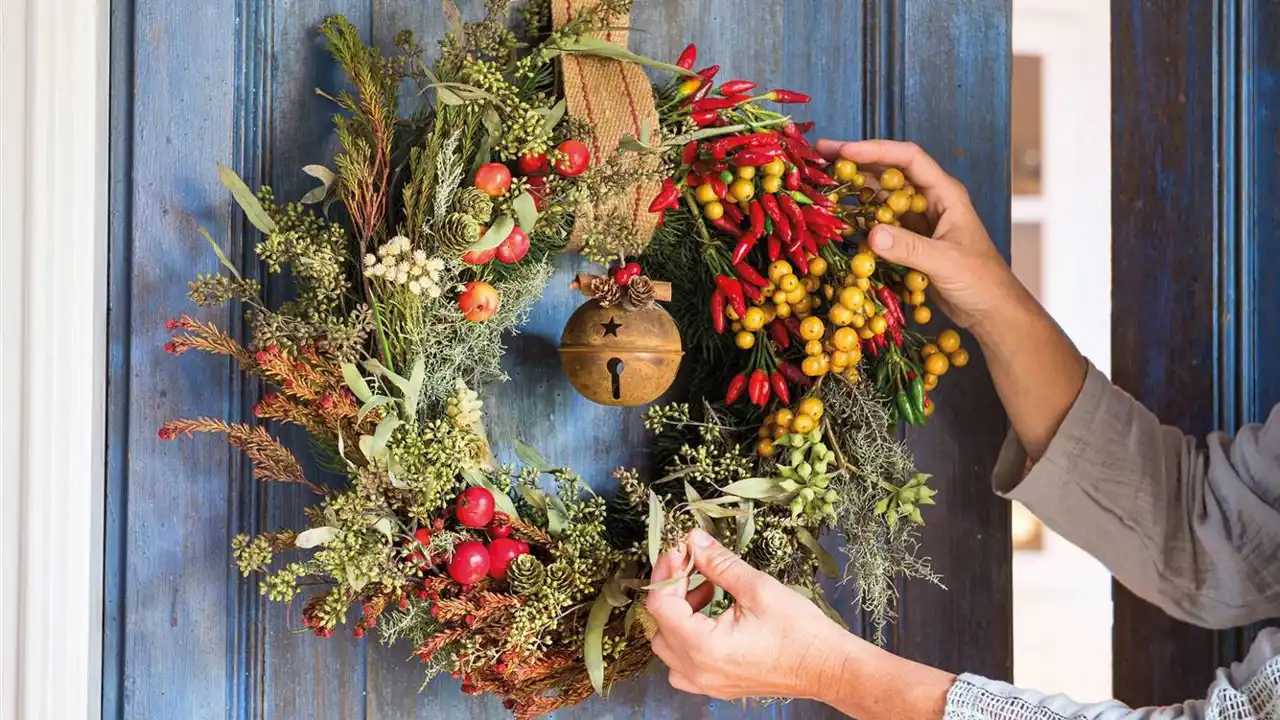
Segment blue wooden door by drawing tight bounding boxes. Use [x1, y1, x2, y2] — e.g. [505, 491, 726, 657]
[104, 2, 1011, 717]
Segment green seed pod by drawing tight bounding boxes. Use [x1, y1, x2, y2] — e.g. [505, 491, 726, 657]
[797, 462, 812, 479]
[800, 487, 815, 503]
[812, 460, 828, 475]
[789, 449, 806, 467]
[779, 479, 800, 492]
[824, 489, 840, 504]
[789, 497, 805, 517]
[812, 475, 829, 490]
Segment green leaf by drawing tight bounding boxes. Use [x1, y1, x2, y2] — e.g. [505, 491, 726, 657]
[514, 440, 551, 472]
[547, 506, 568, 537]
[538, 99, 567, 134]
[617, 136, 653, 153]
[217, 163, 277, 234]
[342, 363, 373, 402]
[403, 356, 425, 418]
[735, 500, 755, 554]
[358, 395, 394, 421]
[462, 469, 521, 522]
[584, 591, 613, 696]
[470, 215, 515, 252]
[512, 191, 538, 233]
[795, 527, 840, 579]
[371, 517, 395, 541]
[603, 563, 635, 608]
[370, 415, 401, 458]
[518, 485, 549, 513]
[623, 602, 639, 635]
[639, 118, 652, 145]
[688, 501, 746, 519]
[196, 227, 244, 280]
[719, 477, 786, 500]
[684, 483, 714, 534]
[550, 36, 699, 77]
[434, 85, 465, 106]
[647, 490, 664, 568]
[296, 526, 339, 548]
[299, 164, 336, 205]
[361, 359, 410, 397]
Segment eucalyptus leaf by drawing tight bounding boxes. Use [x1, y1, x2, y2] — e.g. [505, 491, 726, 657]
[434, 85, 465, 106]
[617, 136, 654, 153]
[217, 163, 277, 233]
[358, 395, 394, 421]
[519, 485, 549, 513]
[370, 415, 401, 458]
[584, 592, 613, 696]
[299, 164, 336, 205]
[295, 526, 339, 548]
[603, 567, 633, 608]
[688, 501, 746, 519]
[361, 359, 410, 396]
[795, 527, 840, 579]
[735, 500, 755, 554]
[623, 602, 639, 635]
[462, 469, 521, 522]
[371, 517, 395, 541]
[538, 99, 567, 134]
[639, 118, 652, 145]
[403, 356, 426, 417]
[196, 227, 243, 280]
[470, 215, 515, 252]
[547, 506, 568, 537]
[512, 191, 538, 233]
[647, 490, 664, 568]
[551, 36, 699, 77]
[358, 435, 375, 462]
[388, 468, 409, 489]
[719, 477, 786, 500]
[514, 440, 551, 472]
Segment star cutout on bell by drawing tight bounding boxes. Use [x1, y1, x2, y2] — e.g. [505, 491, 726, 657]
[600, 316, 622, 337]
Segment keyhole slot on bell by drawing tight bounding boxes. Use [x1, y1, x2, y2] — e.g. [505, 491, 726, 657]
[607, 357, 625, 400]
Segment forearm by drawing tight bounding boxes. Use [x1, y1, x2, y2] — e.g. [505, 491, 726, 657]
[810, 633, 954, 720]
[971, 280, 1087, 461]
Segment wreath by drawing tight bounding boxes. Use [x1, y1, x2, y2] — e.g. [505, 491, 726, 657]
[161, 1, 969, 717]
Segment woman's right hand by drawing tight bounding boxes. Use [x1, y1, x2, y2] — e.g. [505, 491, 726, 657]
[814, 139, 1032, 336]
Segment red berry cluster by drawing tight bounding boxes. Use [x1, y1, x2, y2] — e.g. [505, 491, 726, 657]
[444, 487, 530, 586]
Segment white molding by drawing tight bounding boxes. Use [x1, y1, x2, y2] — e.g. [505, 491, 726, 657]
[1, 0, 110, 718]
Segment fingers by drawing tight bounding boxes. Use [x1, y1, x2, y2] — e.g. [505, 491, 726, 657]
[687, 529, 766, 603]
[647, 545, 713, 635]
[668, 669, 700, 695]
[814, 139, 971, 212]
[867, 224, 952, 278]
[686, 577, 716, 613]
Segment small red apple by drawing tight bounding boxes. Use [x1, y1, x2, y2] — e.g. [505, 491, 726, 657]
[553, 140, 591, 177]
[458, 281, 500, 322]
[487, 537, 528, 581]
[448, 542, 491, 585]
[474, 163, 513, 197]
[455, 487, 496, 528]
[526, 176, 549, 211]
[461, 245, 496, 265]
[516, 153, 550, 176]
[495, 226, 530, 264]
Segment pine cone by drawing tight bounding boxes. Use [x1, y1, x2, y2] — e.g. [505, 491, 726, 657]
[454, 187, 494, 223]
[436, 213, 482, 254]
[625, 275, 656, 310]
[753, 528, 794, 574]
[588, 275, 624, 308]
[545, 561, 575, 594]
[507, 554, 546, 595]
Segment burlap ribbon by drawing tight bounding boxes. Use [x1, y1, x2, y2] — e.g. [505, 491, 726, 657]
[552, 0, 662, 252]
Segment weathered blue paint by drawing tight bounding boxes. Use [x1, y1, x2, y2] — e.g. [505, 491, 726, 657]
[1112, 0, 1280, 706]
[105, 1, 1012, 717]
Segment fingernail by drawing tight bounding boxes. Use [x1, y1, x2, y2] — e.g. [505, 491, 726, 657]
[691, 529, 715, 548]
[869, 226, 894, 250]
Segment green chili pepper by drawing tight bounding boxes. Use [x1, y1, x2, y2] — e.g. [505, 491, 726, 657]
[895, 391, 917, 427]
[910, 377, 927, 422]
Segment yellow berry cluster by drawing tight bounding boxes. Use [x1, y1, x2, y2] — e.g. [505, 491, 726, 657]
[833, 161, 929, 230]
[755, 397, 825, 458]
[918, 329, 969, 400]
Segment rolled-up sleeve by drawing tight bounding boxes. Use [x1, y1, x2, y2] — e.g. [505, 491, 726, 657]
[993, 363, 1280, 629]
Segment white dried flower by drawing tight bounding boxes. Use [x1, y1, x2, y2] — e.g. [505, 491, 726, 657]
[413, 249, 428, 264]
[395, 268, 409, 285]
[363, 253, 377, 267]
[425, 257, 445, 273]
[408, 280, 423, 295]
[393, 235, 411, 253]
[426, 284, 442, 298]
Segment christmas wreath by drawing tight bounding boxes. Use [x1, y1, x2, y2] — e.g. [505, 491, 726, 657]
[162, 1, 968, 717]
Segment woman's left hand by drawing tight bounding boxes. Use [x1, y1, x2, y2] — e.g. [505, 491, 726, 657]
[645, 528, 862, 701]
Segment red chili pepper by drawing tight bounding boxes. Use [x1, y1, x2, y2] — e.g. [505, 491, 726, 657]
[769, 371, 791, 406]
[741, 282, 762, 303]
[767, 234, 781, 262]
[684, 172, 703, 188]
[717, 80, 757, 96]
[715, 275, 747, 318]
[875, 333, 887, 350]
[798, 185, 834, 207]
[803, 166, 838, 187]
[681, 141, 699, 165]
[785, 244, 809, 275]
[710, 289, 727, 334]
[731, 148, 786, 167]
[730, 229, 760, 265]
[784, 166, 801, 191]
[864, 337, 880, 357]
[748, 200, 766, 234]
[708, 133, 777, 159]
[767, 320, 790, 349]
[734, 261, 768, 288]
[676, 44, 698, 71]
[656, 210, 666, 228]
[691, 110, 719, 127]
[762, 195, 792, 246]
[647, 178, 680, 213]
[692, 66, 721, 101]
[750, 369, 771, 407]
[766, 89, 810, 104]
[875, 285, 906, 328]
[725, 372, 747, 404]
[692, 95, 751, 113]
[710, 177, 729, 199]
[801, 228, 819, 254]
[710, 216, 744, 239]
[722, 202, 745, 225]
[777, 361, 812, 387]
[778, 193, 805, 228]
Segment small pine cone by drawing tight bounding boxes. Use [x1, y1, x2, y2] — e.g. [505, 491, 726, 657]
[436, 213, 482, 254]
[544, 561, 574, 594]
[507, 554, 546, 595]
[589, 275, 623, 308]
[454, 187, 494, 224]
[753, 528, 794, 573]
[625, 275, 656, 310]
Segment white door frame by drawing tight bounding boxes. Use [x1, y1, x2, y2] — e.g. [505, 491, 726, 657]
[1, 0, 110, 718]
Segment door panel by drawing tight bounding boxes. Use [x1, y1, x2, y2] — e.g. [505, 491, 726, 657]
[1111, 0, 1280, 706]
[105, 2, 1010, 717]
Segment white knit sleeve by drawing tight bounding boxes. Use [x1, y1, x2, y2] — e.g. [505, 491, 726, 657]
[944, 629, 1280, 720]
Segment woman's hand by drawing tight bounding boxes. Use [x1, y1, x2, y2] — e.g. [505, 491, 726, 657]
[645, 528, 861, 701]
[813, 139, 1032, 336]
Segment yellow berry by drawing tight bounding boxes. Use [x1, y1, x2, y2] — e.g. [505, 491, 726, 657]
[772, 290, 789, 305]
[875, 206, 896, 224]
[855, 277, 871, 292]
[800, 276, 820, 293]
[761, 304, 777, 323]
[762, 158, 787, 176]
[737, 165, 757, 180]
[725, 306, 740, 321]
[768, 261, 793, 283]
[828, 304, 855, 327]
[923, 373, 939, 391]
[731, 178, 756, 203]
[863, 299, 877, 317]
[838, 286, 866, 310]
[851, 172, 867, 189]
[775, 409, 794, 427]
[880, 168, 906, 191]
[851, 252, 877, 278]
[775, 302, 792, 318]
[759, 424, 774, 438]
[950, 347, 970, 368]
[922, 343, 939, 357]
[761, 174, 782, 194]
[869, 315, 888, 335]
[822, 284, 835, 301]
[831, 350, 851, 369]
[730, 321, 743, 332]
[742, 307, 766, 331]
[809, 257, 829, 277]
[791, 413, 817, 433]
[785, 287, 808, 305]
[887, 190, 911, 215]
[847, 345, 862, 366]
[913, 305, 933, 324]
[857, 326, 874, 340]
[797, 397, 824, 419]
[923, 400, 935, 417]
[757, 438, 777, 457]
[843, 366, 861, 381]
[833, 158, 858, 182]
[695, 183, 717, 204]
[905, 271, 930, 292]
[851, 313, 867, 328]
[832, 326, 859, 351]
[778, 274, 801, 293]
[924, 351, 950, 376]
[704, 201, 725, 221]
[735, 331, 756, 349]
[910, 193, 928, 214]
[799, 316, 826, 341]
[804, 339, 824, 356]
[909, 290, 927, 307]
[938, 328, 962, 354]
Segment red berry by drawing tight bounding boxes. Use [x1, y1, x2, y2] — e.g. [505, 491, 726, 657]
[494, 226, 530, 264]
[414, 528, 432, 546]
[399, 596, 409, 609]
[554, 139, 591, 177]
[487, 537, 528, 581]
[461, 245, 496, 265]
[448, 541, 491, 585]
[516, 153, 550, 176]
[494, 662, 507, 675]
[488, 516, 511, 539]
[354, 626, 366, 639]
[474, 163, 512, 197]
[455, 487, 496, 528]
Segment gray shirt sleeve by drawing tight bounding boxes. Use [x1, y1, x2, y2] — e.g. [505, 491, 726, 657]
[991, 363, 1280, 629]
